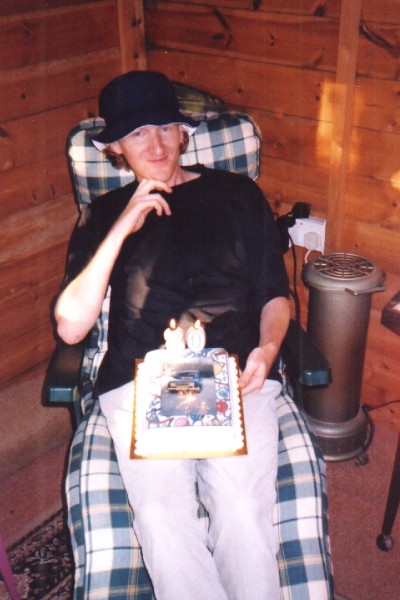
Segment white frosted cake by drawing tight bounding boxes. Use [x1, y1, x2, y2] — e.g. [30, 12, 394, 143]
[131, 348, 246, 459]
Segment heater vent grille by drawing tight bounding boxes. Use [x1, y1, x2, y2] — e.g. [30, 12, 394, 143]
[312, 253, 374, 280]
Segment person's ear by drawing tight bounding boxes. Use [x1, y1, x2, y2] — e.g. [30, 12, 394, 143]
[109, 141, 123, 155]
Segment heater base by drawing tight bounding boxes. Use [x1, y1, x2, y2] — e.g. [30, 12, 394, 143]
[302, 407, 369, 462]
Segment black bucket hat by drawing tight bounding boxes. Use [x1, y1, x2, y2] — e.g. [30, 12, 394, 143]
[92, 71, 199, 150]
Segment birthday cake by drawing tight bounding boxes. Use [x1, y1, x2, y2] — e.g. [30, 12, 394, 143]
[131, 347, 246, 459]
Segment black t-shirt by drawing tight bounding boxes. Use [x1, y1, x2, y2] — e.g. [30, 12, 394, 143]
[65, 165, 289, 394]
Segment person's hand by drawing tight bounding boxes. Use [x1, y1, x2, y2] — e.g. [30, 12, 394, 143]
[238, 342, 279, 396]
[114, 178, 172, 238]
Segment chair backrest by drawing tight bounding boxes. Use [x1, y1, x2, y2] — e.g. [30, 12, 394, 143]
[66, 112, 261, 209]
[66, 111, 262, 403]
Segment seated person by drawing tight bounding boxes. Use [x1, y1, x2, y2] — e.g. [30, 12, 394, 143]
[55, 70, 290, 600]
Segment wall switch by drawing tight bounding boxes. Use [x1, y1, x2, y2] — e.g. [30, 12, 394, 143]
[289, 216, 326, 252]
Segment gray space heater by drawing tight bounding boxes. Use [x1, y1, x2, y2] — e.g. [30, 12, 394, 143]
[302, 253, 385, 461]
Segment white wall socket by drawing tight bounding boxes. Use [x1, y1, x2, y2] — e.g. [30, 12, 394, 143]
[289, 216, 326, 252]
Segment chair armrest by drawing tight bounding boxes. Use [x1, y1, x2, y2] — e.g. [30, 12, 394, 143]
[281, 319, 331, 387]
[43, 339, 86, 425]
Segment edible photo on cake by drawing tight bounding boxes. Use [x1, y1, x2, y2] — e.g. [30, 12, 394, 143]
[151, 355, 231, 428]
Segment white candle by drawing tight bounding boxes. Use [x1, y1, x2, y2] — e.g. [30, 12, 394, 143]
[164, 319, 185, 353]
[186, 320, 206, 353]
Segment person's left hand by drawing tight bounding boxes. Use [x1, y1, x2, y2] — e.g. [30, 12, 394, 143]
[238, 343, 278, 396]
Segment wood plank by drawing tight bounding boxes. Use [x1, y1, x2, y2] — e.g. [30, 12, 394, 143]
[0, 99, 99, 172]
[161, 0, 342, 18]
[0, 196, 77, 265]
[257, 156, 329, 215]
[0, 243, 73, 383]
[377, 272, 400, 314]
[0, 0, 104, 18]
[145, 2, 339, 71]
[0, 1, 119, 71]
[325, 0, 362, 252]
[0, 325, 55, 385]
[0, 49, 121, 122]
[146, 48, 336, 120]
[353, 75, 400, 134]
[252, 109, 332, 169]
[0, 225, 72, 385]
[367, 307, 400, 356]
[118, 0, 147, 71]
[358, 21, 400, 80]
[1, 274, 63, 341]
[0, 159, 74, 219]
[362, 0, 400, 24]
[340, 219, 400, 275]
[349, 127, 400, 182]
[345, 173, 400, 230]
[363, 348, 400, 398]
[0, 242, 68, 306]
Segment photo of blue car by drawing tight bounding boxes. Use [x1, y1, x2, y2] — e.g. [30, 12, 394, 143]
[165, 371, 202, 394]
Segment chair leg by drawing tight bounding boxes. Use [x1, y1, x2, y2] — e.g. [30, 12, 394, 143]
[376, 434, 400, 551]
[0, 533, 20, 600]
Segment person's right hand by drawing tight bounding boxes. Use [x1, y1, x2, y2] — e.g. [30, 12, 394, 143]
[114, 178, 173, 238]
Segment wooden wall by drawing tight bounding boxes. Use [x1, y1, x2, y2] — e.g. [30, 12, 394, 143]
[0, 0, 144, 386]
[1, 0, 399, 426]
[144, 0, 400, 420]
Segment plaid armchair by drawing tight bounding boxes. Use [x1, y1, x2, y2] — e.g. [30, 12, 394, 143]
[50, 110, 333, 599]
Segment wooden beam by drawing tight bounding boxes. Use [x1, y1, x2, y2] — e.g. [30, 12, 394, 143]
[325, 0, 362, 251]
[118, 0, 147, 72]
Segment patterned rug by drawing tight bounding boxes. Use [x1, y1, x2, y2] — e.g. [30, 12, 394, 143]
[0, 510, 73, 599]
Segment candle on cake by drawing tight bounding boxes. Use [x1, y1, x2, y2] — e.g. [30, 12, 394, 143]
[164, 319, 185, 353]
[186, 320, 206, 352]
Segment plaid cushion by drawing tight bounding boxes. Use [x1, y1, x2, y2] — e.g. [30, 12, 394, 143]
[180, 112, 261, 179]
[67, 392, 333, 599]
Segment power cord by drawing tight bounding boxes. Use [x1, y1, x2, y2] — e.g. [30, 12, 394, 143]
[275, 202, 310, 324]
[359, 399, 400, 459]
[288, 231, 301, 325]
[360, 406, 375, 458]
[363, 399, 400, 412]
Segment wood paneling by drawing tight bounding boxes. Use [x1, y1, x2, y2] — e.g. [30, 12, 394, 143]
[345, 175, 400, 229]
[145, 2, 340, 71]
[147, 48, 336, 119]
[2, 101, 99, 172]
[0, 0, 125, 385]
[159, 0, 342, 18]
[118, 0, 147, 71]
[358, 23, 400, 79]
[254, 110, 332, 169]
[258, 158, 329, 215]
[0, 1, 119, 71]
[349, 127, 400, 181]
[0, 157, 72, 219]
[340, 220, 400, 275]
[0, 196, 76, 264]
[0, 0, 100, 17]
[353, 76, 400, 134]
[0, 50, 121, 123]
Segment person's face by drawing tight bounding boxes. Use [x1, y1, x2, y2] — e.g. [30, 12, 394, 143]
[110, 124, 184, 185]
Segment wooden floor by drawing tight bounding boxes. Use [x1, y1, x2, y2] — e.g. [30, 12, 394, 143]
[0, 440, 69, 548]
[366, 397, 400, 435]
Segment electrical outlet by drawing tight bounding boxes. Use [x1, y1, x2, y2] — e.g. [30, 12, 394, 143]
[289, 216, 326, 252]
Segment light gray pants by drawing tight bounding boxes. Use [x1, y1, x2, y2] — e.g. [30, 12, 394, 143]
[100, 379, 281, 600]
